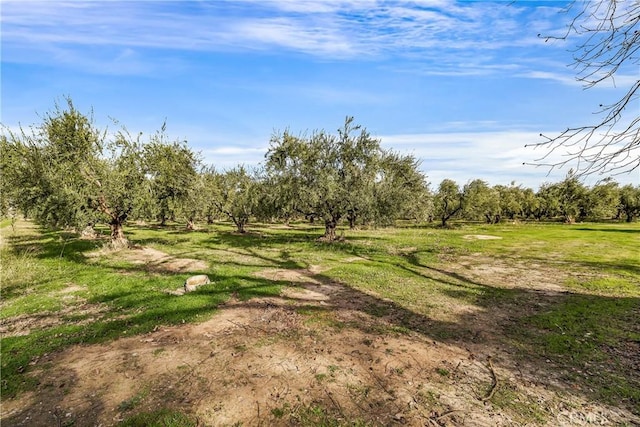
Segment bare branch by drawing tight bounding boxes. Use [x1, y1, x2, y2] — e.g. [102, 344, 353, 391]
[533, 0, 640, 178]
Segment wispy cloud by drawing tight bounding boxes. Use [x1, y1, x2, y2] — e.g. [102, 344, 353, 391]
[519, 70, 578, 86]
[377, 129, 629, 188]
[189, 127, 634, 188]
[519, 70, 638, 89]
[1, 0, 569, 75]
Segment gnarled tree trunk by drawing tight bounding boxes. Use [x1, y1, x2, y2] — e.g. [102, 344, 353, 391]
[323, 216, 340, 241]
[347, 209, 358, 229]
[236, 220, 247, 233]
[94, 195, 129, 248]
[109, 218, 128, 249]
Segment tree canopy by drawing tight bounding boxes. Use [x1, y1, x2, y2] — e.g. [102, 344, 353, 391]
[2, 100, 637, 247]
[265, 117, 428, 240]
[1, 99, 197, 246]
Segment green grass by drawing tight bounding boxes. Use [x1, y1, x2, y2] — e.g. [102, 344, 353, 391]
[117, 409, 197, 427]
[118, 389, 149, 412]
[489, 381, 550, 424]
[512, 295, 640, 409]
[1, 218, 639, 420]
[0, 221, 287, 398]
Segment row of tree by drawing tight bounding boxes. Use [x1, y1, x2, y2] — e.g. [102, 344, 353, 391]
[433, 175, 639, 227]
[2, 100, 639, 246]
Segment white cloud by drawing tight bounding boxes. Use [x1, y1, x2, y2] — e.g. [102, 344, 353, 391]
[519, 70, 579, 86]
[234, 17, 355, 57]
[199, 146, 267, 170]
[1, 0, 569, 72]
[378, 130, 638, 188]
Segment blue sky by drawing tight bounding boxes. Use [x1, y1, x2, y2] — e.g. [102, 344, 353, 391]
[2, 0, 638, 189]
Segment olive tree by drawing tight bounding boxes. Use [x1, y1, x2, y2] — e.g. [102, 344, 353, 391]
[211, 166, 261, 233]
[434, 179, 464, 227]
[143, 134, 200, 226]
[495, 183, 525, 220]
[372, 152, 431, 225]
[585, 178, 620, 220]
[2, 102, 102, 229]
[534, 183, 561, 220]
[265, 118, 373, 240]
[463, 180, 501, 223]
[266, 117, 423, 239]
[618, 184, 640, 222]
[556, 170, 589, 223]
[520, 188, 540, 220]
[1, 99, 147, 247]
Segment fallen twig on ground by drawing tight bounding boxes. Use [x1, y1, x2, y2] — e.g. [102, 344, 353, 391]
[481, 356, 498, 402]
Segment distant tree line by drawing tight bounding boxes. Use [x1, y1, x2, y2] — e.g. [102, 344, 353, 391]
[433, 175, 639, 227]
[1, 100, 638, 245]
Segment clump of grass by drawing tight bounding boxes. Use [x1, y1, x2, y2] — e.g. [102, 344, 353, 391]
[118, 409, 197, 427]
[118, 390, 147, 412]
[436, 367, 450, 377]
[0, 243, 47, 299]
[489, 382, 549, 424]
[290, 404, 345, 426]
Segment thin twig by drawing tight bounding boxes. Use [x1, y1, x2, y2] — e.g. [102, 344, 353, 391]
[435, 409, 465, 422]
[481, 356, 499, 402]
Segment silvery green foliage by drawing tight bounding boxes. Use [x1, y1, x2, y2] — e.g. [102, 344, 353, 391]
[266, 117, 428, 239]
[1, 98, 177, 244]
[210, 165, 260, 233]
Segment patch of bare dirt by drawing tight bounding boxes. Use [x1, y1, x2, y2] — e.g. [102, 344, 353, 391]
[0, 302, 109, 338]
[3, 266, 638, 426]
[454, 255, 571, 293]
[88, 246, 208, 273]
[0, 284, 103, 337]
[57, 284, 87, 294]
[344, 256, 368, 263]
[462, 235, 503, 240]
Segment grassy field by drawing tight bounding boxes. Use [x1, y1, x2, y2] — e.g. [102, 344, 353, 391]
[1, 219, 639, 426]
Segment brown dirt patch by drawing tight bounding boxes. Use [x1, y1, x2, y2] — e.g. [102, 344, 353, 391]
[88, 246, 208, 273]
[0, 302, 109, 338]
[0, 283, 103, 337]
[344, 256, 368, 263]
[3, 266, 638, 426]
[462, 235, 503, 240]
[454, 255, 574, 293]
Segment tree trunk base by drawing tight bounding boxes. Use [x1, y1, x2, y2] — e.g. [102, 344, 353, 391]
[107, 237, 130, 250]
[80, 225, 99, 240]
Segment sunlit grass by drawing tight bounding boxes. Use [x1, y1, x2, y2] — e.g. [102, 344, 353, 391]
[1, 218, 638, 415]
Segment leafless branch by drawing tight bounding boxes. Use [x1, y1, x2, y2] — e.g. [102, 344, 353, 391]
[531, 0, 640, 177]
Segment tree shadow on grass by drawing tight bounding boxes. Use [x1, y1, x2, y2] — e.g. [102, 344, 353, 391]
[297, 263, 640, 416]
[2, 223, 639, 424]
[390, 249, 640, 414]
[575, 226, 640, 234]
[4, 229, 103, 262]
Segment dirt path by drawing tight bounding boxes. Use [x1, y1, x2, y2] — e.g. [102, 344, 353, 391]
[2, 266, 638, 426]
